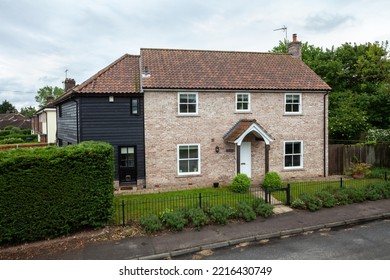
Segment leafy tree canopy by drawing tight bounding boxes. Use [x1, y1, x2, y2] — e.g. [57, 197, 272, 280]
[0, 100, 17, 114]
[20, 106, 37, 117]
[35, 86, 63, 108]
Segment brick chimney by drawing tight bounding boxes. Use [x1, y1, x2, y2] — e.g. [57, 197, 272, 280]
[64, 78, 76, 92]
[288, 33, 302, 59]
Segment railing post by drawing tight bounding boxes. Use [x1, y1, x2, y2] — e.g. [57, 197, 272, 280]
[286, 184, 291, 206]
[199, 193, 202, 209]
[340, 177, 343, 190]
[121, 200, 125, 226]
[264, 188, 268, 204]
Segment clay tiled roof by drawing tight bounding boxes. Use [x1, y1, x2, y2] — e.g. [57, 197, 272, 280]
[141, 48, 331, 91]
[224, 119, 274, 144]
[0, 113, 31, 130]
[76, 54, 141, 94]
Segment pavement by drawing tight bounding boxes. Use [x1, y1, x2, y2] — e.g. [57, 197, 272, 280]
[38, 199, 390, 260]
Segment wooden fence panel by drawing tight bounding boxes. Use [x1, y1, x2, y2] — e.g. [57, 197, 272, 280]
[329, 143, 390, 175]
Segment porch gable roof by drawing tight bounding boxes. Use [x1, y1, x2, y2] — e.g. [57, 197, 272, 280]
[223, 119, 274, 145]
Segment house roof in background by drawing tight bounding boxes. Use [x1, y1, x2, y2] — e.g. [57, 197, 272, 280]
[0, 113, 31, 130]
[141, 48, 331, 91]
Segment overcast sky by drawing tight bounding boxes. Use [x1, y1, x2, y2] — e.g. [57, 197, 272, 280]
[1, 0, 389, 110]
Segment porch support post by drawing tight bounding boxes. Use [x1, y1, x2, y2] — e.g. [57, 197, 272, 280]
[236, 144, 241, 174]
[265, 144, 270, 174]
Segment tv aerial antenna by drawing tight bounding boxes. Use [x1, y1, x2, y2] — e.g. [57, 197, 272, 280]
[274, 25, 288, 42]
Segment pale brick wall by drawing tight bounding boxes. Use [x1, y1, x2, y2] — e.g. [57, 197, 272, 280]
[144, 90, 328, 189]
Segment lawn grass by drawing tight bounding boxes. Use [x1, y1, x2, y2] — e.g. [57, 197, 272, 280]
[112, 186, 261, 224]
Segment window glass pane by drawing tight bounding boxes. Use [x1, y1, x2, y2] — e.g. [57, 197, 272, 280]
[179, 146, 188, 159]
[293, 142, 301, 154]
[188, 94, 197, 103]
[293, 155, 301, 166]
[180, 94, 188, 103]
[237, 94, 243, 102]
[286, 95, 293, 103]
[242, 94, 248, 102]
[179, 104, 187, 113]
[187, 104, 196, 113]
[285, 143, 293, 154]
[189, 160, 199, 172]
[188, 145, 199, 158]
[242, 103, 248, 110]
[237, 103, 243, 110]
[121, 147, 128, 154]
[179, 160, 189, 173]
[285, 155, 292, 167]
[131, 99, 138, 114]
[293, 104, 299, 112]
[293, 95, 300, 103]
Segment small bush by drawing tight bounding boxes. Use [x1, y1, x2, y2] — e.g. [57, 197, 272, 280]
[262, 172, 282, 190]
[291, 198, 307, 210]
[209, 205, 231, 225]
[300, 193, 323, 212]
[0, 138, 24, 144]
[364, 183, 386, 201]
[188, 208, 209, 230]
[161, 209, 188, 231]
[236, 201, 256, 222]
[252, 198, 274, 217]
[334, 190, 351, 205]
[231, 174, 251, 193]
[315, 191, 336, 208]
[140, 215, 162, 234]
[342, 187, 366, 203]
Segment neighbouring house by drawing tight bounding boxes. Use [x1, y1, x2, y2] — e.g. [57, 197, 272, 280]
[31, 99, 57, 144]
[0, 113, 31, 130]
[53, 56, 145, 188]
[54, 34, 331, 189]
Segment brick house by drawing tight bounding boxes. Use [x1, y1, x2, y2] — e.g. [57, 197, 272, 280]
[141, 43, 331, 189]
[54, 35, 331, 189]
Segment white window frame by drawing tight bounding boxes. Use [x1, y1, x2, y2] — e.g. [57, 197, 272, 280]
[177, 144, 201, 175]
[178, 92, 198, 115]
[284, 93, 302, 114]
[284, 140, 304, 169]
[235, 93, 251, 112]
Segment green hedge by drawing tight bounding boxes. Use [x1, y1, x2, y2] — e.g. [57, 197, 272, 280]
[0, 141, 114, 245]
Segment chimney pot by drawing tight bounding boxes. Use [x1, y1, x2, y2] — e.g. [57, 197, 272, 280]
[292, 33, 297, 42]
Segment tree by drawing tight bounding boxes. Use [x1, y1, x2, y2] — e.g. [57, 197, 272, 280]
[35, 86, 63, 108]
[20, 106, 37, 118]
[0, 100, 17, 114]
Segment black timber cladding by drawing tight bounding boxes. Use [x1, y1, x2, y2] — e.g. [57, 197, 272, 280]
[57, 99, 79, 145]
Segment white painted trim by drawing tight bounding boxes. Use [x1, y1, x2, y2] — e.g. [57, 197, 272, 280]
[283, 140, 304, 169]
[284, 93, 302, 115]
[235, 92, 251, 112]
[177, 92, 199, 115]
[177, 144, 201, 176]
[234, 123, 274, 146]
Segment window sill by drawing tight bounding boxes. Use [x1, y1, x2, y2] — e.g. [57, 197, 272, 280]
[176, 174, 202, 178]
[283, 113, 303, 116]
[176, 114, 200, 117]
[282, 167, 304, 172]
[235, 111, 252, 114]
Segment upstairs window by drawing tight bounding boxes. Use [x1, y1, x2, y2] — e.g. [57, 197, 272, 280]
[131, 98, 139, 115]
[236, 93, 250, 112]
[285, 93, 302, 114]
[178, 93, 198, 115]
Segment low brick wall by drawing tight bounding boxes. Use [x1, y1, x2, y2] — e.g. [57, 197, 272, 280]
[0, 143, 52, 151]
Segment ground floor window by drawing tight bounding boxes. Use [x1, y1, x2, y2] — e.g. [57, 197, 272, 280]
[284, 141, 303, 168]
[177, 144, 200, 175]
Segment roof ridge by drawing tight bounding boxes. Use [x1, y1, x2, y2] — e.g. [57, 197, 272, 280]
[76, 54, 140, 92]
[141, 48, 289, 56]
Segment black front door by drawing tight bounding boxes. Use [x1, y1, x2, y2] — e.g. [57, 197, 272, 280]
[119, 146, 137, 183]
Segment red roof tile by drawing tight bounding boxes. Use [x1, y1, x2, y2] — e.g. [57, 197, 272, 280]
[224, 119, 274, 143]
[141, 48, 331, 91]
[76, 54, 140, 94]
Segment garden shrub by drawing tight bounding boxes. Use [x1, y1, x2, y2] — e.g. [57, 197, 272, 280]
[315, 191, 336, 208]
[363, 182, 387, 201]
[140, 214, 162, 234]
[334, 190, 351, 205]
[341, 187, 366, 203]
[291, 198, 306, 210]
[300, 193, 323, 212]
[236, 201, 256, 222]
[188, 208, 209, 230]
[209, 204, 231, 225]
[161, 209, 188, 231]
[231, 173, 251, 193]
[0, 141, 114, 245]
[0, 138, 24, 144]
[262, 172, 282, 190]
[252, 198, 274, 217]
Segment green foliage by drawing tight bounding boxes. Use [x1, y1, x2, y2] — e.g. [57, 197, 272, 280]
[340, 187, 366, 203]
[35, 86, 64, 108]
[315, 191, 337, 208]
[231, 173, 251, 193]
[0, 100, 16, 114]
[0, 141, 114, 245]
[366, 128, 390, 143]
[209, 205, 231, 225]
[236, 201, 256, 222]
[334, 190, 351, 205]
[0, 138, 24, 144]
[140, 215, 162, 234]
[20, 106, 36, 118]
[300, 193, 323, 212]
[291, 198, 307, 210]
[251, 198, 274, 218]
[188, 208, 209, 230]
[161, 209, 188, 231]
[262, 172, 282, 190]
[364, 182, 390, 200]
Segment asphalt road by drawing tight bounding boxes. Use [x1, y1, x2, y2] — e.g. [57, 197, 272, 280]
[174, 219, 390, 260]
